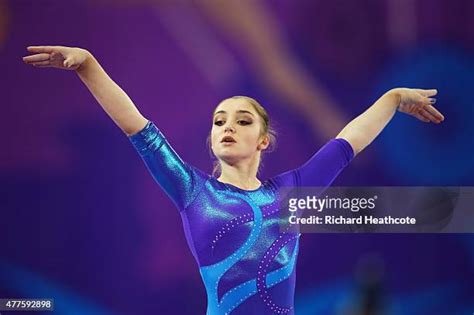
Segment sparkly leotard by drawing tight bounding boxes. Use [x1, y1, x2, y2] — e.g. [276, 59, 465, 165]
[129, 121, 354, 315]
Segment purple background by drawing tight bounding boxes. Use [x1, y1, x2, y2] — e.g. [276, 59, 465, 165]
[1, 0, 473, 314]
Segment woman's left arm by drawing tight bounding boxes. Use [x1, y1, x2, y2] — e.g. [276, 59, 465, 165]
[337, 88, 444, 156]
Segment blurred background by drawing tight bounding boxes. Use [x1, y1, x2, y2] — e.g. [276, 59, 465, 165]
[1, 0, 473, 314]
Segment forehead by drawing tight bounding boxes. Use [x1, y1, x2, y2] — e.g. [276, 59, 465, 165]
[213, 98, 257, 116]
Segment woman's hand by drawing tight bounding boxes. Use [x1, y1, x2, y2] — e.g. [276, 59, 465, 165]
[395, 88, 444, 123]
[22, 46, 90, 71]
[23, 45, 148, 135]
[337, 87, 444, 155]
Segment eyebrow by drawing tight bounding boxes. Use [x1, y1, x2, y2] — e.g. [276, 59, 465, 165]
[213, 110, 255, 117]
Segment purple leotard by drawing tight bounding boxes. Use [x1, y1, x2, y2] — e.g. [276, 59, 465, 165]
[129, 121, 354, 315]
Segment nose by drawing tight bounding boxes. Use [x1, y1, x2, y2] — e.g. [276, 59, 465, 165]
[224, 124, 235, 133]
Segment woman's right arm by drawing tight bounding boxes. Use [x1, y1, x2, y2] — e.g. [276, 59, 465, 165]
[23, 46, 148, 136]
[23, 46, 204, 210]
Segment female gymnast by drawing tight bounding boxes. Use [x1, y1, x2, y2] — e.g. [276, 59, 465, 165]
[23, 46, 444, 315]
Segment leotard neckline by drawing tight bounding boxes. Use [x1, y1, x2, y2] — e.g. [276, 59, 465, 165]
[215, 178, 264, 192]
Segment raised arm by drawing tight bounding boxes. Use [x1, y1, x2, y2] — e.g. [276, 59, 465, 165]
[337, 88, 444, 156]
[23, 45, 204, 211]
[22, 46, 148, 136]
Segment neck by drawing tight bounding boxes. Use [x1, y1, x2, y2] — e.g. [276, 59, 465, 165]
[218, 157, 261, 190]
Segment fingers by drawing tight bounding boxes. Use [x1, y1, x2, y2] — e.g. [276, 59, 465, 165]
[420, 97, 437, 107]
[26, 46, 57, 53]
[419, 108, 437, 123]
[32, 62, 52, 68]
[415, 106, 444, 124]
[398, 88, 444, 124]
[424, 105, 445, 122]
[415, 88, 438, 97]
[416, 91, 437, 109]
[414, 111, 430, 123]
[23, 53, 50, 63]
[30, 60, 51, 66]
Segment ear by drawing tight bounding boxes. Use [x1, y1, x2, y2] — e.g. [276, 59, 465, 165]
[257, 135, 270, 151]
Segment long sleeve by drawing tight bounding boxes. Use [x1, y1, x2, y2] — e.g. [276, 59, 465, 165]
[128, 121, 203, 211]
[272, 138, 354, 188]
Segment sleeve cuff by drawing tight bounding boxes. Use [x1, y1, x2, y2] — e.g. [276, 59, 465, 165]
[128, 120, 163, 152]
[334, 138, 355, 163]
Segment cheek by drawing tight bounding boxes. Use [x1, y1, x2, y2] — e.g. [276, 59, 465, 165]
[210, 134, 218, 150]
[248, 128, 263, 143]
[241, 133, 261, 150]
[210, 128, 217, 147]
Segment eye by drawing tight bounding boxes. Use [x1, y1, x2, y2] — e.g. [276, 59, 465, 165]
[238, 120, 251, 126]
[214, 120, 224, 126]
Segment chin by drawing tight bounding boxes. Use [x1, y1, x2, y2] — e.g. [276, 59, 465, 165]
[216, 152, 241, 165]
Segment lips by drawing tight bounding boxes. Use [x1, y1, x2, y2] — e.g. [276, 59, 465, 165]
[221, 136, 236, 143]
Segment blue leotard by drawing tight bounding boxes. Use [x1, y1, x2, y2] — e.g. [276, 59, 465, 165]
[129, 121, 354, 315]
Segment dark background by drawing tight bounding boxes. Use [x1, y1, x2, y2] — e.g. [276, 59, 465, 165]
[1, 0, 473, 314]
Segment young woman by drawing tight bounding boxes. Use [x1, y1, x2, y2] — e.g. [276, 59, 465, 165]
[23, 46, 444, 315]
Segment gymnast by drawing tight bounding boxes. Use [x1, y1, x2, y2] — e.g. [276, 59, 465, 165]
[23, 46, 444, 315]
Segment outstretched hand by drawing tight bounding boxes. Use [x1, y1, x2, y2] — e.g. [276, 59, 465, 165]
[22, 46, 89, 71]
[396, 88, 444, 123]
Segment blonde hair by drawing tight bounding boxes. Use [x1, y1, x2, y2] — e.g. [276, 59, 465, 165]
[207, 96, 277, 177]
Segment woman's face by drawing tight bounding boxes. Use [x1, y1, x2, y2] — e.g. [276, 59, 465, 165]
[211, 98, 269, 165]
